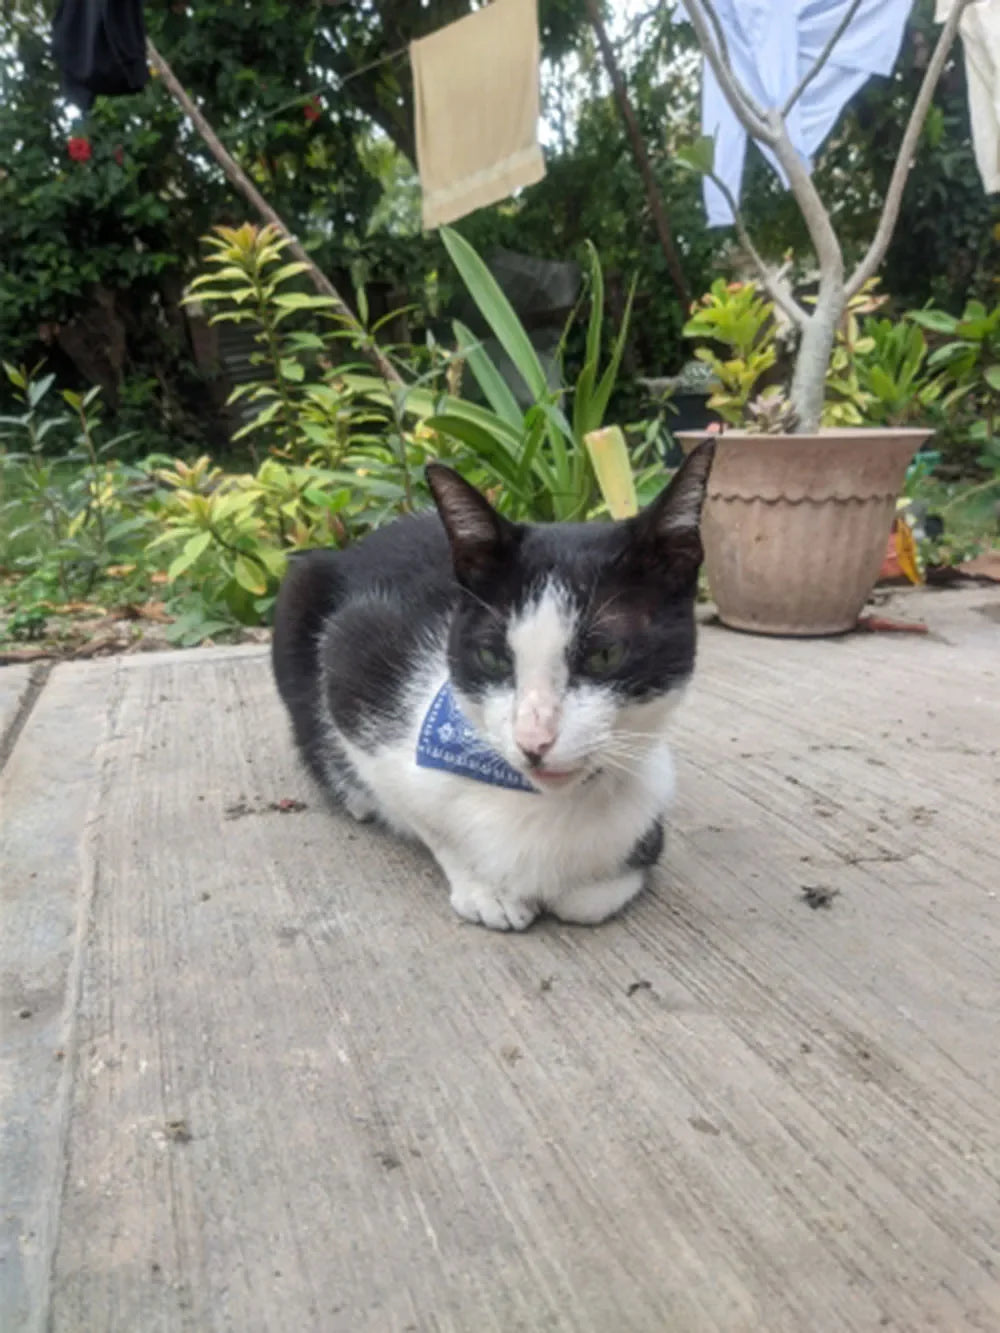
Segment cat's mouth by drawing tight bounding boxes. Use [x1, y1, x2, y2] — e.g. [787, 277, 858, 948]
[527, 764, 586, 791]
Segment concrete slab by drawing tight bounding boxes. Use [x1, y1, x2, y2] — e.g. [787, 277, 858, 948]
[2, 584, 999, 1332]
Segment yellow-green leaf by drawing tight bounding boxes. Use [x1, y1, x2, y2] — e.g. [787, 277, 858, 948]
[233, 555, 267, 595]
[584, 427, 638, 519]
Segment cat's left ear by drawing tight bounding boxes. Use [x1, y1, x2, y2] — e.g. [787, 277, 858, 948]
[627, 439, 716, 581]
[426, 463, 517, 585]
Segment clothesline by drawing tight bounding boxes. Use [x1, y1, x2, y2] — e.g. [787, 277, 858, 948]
[333, 43, 408, 87]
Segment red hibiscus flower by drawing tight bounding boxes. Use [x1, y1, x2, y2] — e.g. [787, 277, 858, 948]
[303, 98, 321, 123]
[67, 136, 92, 163]
[113, 145, 124, 166]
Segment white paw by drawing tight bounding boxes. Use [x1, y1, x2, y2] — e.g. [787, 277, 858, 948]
[550, 870, 645, 925]
[449, 881, 538, 932]
[343, 787, 378, 823]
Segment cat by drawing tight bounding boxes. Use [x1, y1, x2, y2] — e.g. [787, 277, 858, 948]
[271, 440, 715, 931]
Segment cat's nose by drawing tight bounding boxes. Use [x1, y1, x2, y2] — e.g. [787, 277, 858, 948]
[518, 735, 555, 768]
[514, 689, 561, 763]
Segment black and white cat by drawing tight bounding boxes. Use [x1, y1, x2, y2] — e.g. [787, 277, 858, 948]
[272, 441, 715, 931]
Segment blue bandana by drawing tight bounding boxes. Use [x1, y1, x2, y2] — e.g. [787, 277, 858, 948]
[415, 681, 537, 794]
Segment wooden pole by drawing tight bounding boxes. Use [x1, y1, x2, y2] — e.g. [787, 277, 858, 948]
[146, 39, 403, 385]
[583, 0, 691, 310]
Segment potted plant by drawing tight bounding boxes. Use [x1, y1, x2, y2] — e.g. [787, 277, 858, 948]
[672, 0, 974, 635]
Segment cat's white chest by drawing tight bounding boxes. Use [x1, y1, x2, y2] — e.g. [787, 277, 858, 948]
[345, 710, 675, 902]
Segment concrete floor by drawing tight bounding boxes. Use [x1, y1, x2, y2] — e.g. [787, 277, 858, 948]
[2, 586, 999, 1332]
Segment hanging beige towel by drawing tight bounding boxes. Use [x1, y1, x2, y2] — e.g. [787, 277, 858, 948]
[411, 0, 545, 229]
[936, 0, 1000, 193]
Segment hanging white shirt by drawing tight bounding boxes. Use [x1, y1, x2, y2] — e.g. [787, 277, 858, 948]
[936, 0, 1000, 193]
[692, 0, 913, 225]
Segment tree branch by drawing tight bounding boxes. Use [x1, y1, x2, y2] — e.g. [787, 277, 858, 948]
[764, 111, 846, 432]
[704, 170, 807, 328]
[765, 111, 844, 285]
[585, 0, 691, 309]
[679, 0, 774, 144]
[146, 38, 403, 385]
[845, 0, 972, 300]
[781, 0, 864, 117]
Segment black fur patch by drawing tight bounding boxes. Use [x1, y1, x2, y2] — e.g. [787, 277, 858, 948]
[272, 516, 457, 775]
[627, 820, 664, 870]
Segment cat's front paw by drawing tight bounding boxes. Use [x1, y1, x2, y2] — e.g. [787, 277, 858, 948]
[449, 881, 538, 932]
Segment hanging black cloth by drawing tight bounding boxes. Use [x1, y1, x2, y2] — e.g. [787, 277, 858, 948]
[52, 0, 148, 111]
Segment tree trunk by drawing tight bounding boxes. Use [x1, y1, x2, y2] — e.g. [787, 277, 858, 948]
[789, 286, 844, 433]
[584, 0, 691, 310]
[146, 39, 402, 386]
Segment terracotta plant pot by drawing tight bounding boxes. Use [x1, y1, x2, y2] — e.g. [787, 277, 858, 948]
[677, 428, 931, 636]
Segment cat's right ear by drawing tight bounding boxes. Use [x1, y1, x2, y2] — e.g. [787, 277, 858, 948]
[426, 464, 516, 585]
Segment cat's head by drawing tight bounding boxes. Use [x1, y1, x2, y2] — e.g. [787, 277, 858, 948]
[426, 443, 715, 794]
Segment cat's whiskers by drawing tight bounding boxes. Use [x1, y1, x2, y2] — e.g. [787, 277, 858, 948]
[584, 585, 628, 629]
[459, 584, 504, 624]
[599, 752, 648, 781]
[603, 733, 657, 757]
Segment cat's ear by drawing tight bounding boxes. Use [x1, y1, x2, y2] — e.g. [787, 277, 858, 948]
[626, 439, 716, 582]
[426, 464, 516, 585]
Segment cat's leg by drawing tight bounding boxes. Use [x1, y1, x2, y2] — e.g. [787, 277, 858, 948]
[342, 785, 379, 823]
[435, 849, 539, 932]
[548, 869, 645, 926]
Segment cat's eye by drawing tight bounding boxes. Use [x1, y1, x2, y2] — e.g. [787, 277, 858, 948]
[583, 641, 627, 676]
[476, 644, 511, 678]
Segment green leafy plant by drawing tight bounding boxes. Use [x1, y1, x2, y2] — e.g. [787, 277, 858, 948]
[847, 319, 944, 426]
[681, 279, 777, 425]
[1, 362, 154, 603]
[147, 454, 350, 638]
[183, 223, 347, 453]
[909, 297, 1000, 454]
[183, 222, 438, 518]
[347, 227, 636, 522]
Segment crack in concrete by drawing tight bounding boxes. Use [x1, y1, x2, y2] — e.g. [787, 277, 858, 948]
[0, 662, 53, 773]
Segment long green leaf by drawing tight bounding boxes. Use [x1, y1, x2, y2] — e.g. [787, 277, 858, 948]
[590, 274, 637, 427]
[440, 228, 548, 400]
[573, 243, 604, 441]
[907, 309, 958, 334]
[345, 374, 527, 454]
[424, 415, 525, 489]
[452, 320, 523, 428]
[514, 411, 555, 492]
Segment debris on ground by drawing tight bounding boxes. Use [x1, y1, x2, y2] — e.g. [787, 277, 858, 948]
[164, 1118, 192, 1143]
[626, 979, 652, 997]
[855, 615, 929, 634]
[801, 885, 840, 910]
[225, 797, 308, 820]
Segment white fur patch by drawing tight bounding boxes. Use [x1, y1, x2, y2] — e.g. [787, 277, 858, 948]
[505, 581, 577, 759]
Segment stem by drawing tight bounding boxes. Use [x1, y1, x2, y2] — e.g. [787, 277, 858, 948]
[146, 38, 402, 386]
[679, 0, 772, 141]
[255, 281, 297, 448]
[76, 404, 106, 548]
[939, 475, 1000, 516]
[781, 0, 863, 117]
[845, 0, 972, 299]
[764, 110, 845, 431]
[207, 524, 270, 576]
[584, 0, 691, 309]
[389, 387, 414, 511]
[704, 169, 806, 328]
